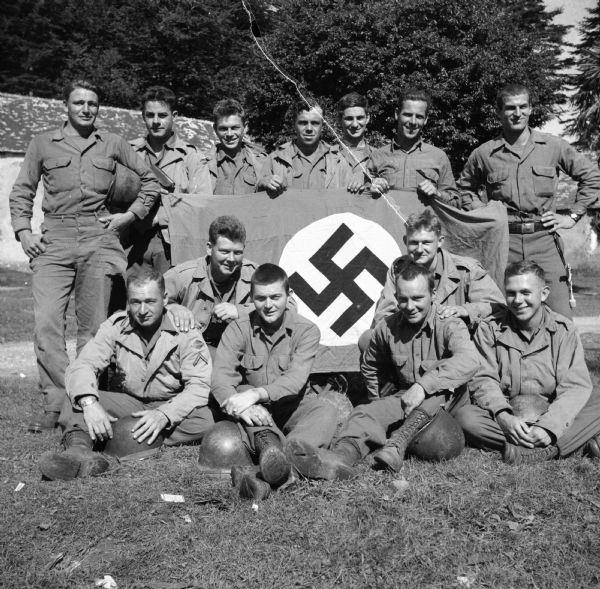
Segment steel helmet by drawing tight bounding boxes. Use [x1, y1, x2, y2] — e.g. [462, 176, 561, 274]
[197, 421, 254, 473]
[103, 415, 164, 460]
[407, 408, 465, 461]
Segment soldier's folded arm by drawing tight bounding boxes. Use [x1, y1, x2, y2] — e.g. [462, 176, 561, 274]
[456, 151, 487, 211]
[461, 262, 507, 324]
[360, 320, 394, 399]
[211, 322, 247, 406]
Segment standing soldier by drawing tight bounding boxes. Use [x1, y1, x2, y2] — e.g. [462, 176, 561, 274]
[368, 88, 459, 205]
[457, 83, 600, 317]
[129, 86, 211, 273]
[9, 79, 160, 432]
[207, 98, 265, 194]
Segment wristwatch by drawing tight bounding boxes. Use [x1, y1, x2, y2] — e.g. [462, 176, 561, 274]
[78, 396, 98, 408]
[569, 211, 584, 223]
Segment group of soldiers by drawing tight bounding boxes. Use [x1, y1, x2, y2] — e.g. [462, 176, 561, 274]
[9, 79, 600, 499]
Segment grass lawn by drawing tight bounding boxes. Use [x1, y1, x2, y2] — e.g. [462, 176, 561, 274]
[2, 267, 600, 588]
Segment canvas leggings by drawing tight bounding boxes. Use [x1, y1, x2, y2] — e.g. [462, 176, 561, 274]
[31, 214, 124, 413]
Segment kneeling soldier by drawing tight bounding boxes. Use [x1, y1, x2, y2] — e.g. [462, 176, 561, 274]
[288, 262, 479, 479]
[455, 261, 600, 464]
[211, 263, 338, 499]
[39, 268, 213, 480]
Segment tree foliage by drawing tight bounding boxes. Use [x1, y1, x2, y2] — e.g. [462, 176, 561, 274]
[0, 0, 568, 168]
[567, 0, 600, 152]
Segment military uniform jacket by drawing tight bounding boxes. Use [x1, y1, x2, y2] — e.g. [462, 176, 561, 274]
[363, 304, 479, 400]
[207, 141, 266, 195]
[164, 256, 258, 334]
[371, 248, 505, 328]
[211, 309, 320, 405]
[457, 129, 600, 215]
[10, 125, 160, 235]
[258, 141, 342, 190]
[469, 306, 592, 441]
[66, 311, 212, 425]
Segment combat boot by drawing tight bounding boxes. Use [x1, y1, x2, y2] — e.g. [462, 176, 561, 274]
[254, 429, 291, 488]
[237, 471, 272, 501]
[583, 434, 600, 459]
[286, 439, 359, 480]
[39, 430, 109, 481]
[503, 443, 559, 465]
[372, 408, 431, 472]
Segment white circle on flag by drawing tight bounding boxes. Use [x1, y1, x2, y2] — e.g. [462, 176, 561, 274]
[279, 213, 402, 346]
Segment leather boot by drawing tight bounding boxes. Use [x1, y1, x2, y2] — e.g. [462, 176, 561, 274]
[28, 411, 60, 433]
[503, 443, 559, 465]
[254, 430, 290, 487]
[39, 430, 109, 481]
[372, 408, 431, 472]
[238, 473, 272, 501]
[583, 434, 600, 459]
[286, 439, 358, 480]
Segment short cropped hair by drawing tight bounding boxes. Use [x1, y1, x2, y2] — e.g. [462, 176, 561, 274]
[504, 260, 546, 284]
[395, 260, 435, 293]
[208, 215, 246, 245]
[251, 263, 290, 294]
[405, 208, 442, 236]
[292, 100, 323, 120]
[140, 86, 177, 112]
[397, 88, 431, 113]
[496, 84, 532, 110]
[63, 79, 101, 102]
[337, 92, 369, 116]
[212, 98, 246, 124]
[126, 267, 165, 294]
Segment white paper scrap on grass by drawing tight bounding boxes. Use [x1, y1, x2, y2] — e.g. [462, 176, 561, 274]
[160, 493, 185, 503]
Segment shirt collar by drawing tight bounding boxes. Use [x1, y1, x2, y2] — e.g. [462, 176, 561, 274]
[122, 310, 177, 335]
[51, 122, 102, 142]
[251, 308, 296, 338]
[391, 137, 423, 153]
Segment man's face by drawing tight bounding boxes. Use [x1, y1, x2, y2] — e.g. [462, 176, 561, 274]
[396, 275, 433, 325]
[66, 88, 99, 131]
[340, 107, 369, 144]
[295, 108, 324, 149]
[405, 228, 442, 270]
[127, 281, 166, 331]
[143, 101, 176, 141]
[252, 280, 289, 328]
[395, 100, 428, 145]
[208, 236, 245, 281]
[497, 93, 531, 136]
[505, 272, 549, 326]
[214, 115, 245, 153]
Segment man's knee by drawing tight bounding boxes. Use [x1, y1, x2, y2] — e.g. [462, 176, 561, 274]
[164, 405, 218, 446]
[453, 405, 483, 435]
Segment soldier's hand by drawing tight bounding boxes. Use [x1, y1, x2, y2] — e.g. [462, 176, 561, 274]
[261, 174, 286, 195]
[528, 425, 552, 447]
[131, 410, 169, 444]
[541, 211, 576, 233]
[496, 411, 534, 447]
[438, 305, 469, 319]
[213, 302, 239, 321]
[401, 383, 426, 417]
[417, 180, 440, 200]
[221, 389, 263, 418]
[82, 401, 118, 442]
[370, 178, 389, 197]
[19, 230, 47, 259]
[238, 405, 274, 427]
[167, 304, 196, 332]
[99, 211, 135, 233]
[347, 179, 366, 194]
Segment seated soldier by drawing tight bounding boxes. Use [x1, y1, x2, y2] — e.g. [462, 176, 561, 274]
[211, 263, 338, 499]
[455, 261, 600, 464]
[257, 102, 342, 196]
[164, 216, 257, 357]
[360, 209, 505, 350]
[206, 98, 266, 194]
[287, 262, 480, 479]
[39, 268, 214, 481]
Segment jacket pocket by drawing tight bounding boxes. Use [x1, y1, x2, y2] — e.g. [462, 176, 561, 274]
[91, 156, 116, 194]
[532, 165, 556, 197]
[486, 170, 510, 201]
[43, 156, 72, 192]
[241, 354, 265, 373]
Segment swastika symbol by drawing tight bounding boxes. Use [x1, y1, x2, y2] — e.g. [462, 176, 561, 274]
[289, 223, 388, 336]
